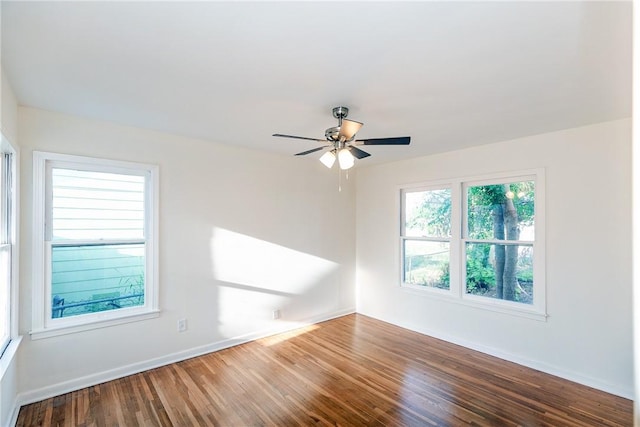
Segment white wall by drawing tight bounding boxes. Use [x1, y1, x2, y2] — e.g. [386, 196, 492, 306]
[0, 71, 17, 144]
[17, 107, 356, 401]
[356, 119, 632, 398]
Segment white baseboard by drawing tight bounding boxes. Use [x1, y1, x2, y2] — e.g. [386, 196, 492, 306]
[15, 308, 355, 410]
[377, 317, 634, 400]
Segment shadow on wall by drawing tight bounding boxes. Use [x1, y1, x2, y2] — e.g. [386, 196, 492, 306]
[209, 227, 341, 337]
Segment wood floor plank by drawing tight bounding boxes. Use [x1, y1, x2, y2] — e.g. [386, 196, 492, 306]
[16, 314, 632, 426]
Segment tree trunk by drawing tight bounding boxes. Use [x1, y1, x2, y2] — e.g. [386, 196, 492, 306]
[502, 186, 520, 301]
[492, 204, 505, 299]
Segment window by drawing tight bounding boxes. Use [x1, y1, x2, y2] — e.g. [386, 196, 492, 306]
[0, 141, 16, 354]
[401, 171, 545, 319]
[464, 179, 535, 304]
[32, 152, 159, 338]
[401, 187, 451, 290]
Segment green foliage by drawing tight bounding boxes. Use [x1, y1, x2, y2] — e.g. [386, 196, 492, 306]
[407, 189, 451, 237]
[468, 185, 502, 239]
[440, 262, 450, 285]
[467, 182, 535, 240]
[469, 184, 505, 205]
[404, 250, 449, 289]
[510, 181, 535, 227]
[466, 252, 495, 293]
[516, 270, 533, 284]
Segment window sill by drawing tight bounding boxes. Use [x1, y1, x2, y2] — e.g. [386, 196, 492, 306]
[400, 285, 547, 321]
[0, 336, 23, 381]
[30, 310, 160, 340]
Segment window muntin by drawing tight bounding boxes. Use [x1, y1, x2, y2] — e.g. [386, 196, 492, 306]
[401, 187, 451, 290]
[33, 152, 159, 336]
[400, 172, 544, 318]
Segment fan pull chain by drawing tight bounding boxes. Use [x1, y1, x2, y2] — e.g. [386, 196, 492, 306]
[337, 169, 351, 192]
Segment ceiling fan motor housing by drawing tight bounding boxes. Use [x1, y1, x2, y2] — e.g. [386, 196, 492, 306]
[325, 126, 340, 141]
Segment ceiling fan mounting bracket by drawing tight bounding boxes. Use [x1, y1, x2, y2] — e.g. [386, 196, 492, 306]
[332, 106, 349, 120]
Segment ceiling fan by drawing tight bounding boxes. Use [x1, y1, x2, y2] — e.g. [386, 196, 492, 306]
[273, 106, 410, 170]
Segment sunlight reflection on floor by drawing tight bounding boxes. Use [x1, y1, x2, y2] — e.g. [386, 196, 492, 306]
[258, 324, 320, 347]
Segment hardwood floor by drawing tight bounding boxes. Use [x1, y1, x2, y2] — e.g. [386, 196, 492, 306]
[17, 314, 632, 426]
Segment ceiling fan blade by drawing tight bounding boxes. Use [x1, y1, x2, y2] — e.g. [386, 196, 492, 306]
[358, 136, 411, 145]
[295, 146, 327, 156]
[273, 133, 325, 142]
[338, 119, 363, 141]
[347, 145, 371, 159]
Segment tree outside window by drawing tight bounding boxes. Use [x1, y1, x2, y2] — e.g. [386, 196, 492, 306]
[465, 181, 535, 304]
[400, 173, 542, 315]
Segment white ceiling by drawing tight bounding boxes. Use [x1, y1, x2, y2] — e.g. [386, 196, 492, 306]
[1, 1, 632, 166]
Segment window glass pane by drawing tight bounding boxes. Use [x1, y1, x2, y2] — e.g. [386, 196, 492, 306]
[465, 243, 533, 304]
[0, 245, 10, 349]
[51, 243, 145, 318]
[0, 153, 11, 352]
[52, 168, 145, 241]
[0, 154, 8, 244]
[405, 188, 451, 238]
[0, 157, 4, 244]
[467, 181, 535, 241]
[403, 240, 450, 289]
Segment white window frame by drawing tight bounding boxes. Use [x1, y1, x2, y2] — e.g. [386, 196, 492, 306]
[0, 133, 18, 357]
[31, 152, 160, 339]
[400, 169, 546, 321]
[400, 183, 458, 296]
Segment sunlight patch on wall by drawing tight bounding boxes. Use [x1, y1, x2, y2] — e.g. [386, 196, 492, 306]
[210, 227, 339, 295]
[211, 227, 340, 338]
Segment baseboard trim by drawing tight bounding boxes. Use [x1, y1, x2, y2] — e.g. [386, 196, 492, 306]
[15, 308, 355, 409]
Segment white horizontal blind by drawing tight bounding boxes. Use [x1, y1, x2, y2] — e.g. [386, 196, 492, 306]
[51, 168, 145, 241]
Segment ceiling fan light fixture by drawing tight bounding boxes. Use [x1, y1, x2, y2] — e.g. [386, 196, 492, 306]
[338, 119, 363, 141]
[338, 148, 355, 170]
[319, 150, 336, 168]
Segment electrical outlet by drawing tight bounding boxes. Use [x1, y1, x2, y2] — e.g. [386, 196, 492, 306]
[177, 318, 187, 332]
[272, 309, 281, 320]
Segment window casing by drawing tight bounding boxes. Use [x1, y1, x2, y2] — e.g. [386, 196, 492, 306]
[0, 145, 16, 354]
[401, 186, 452, 292]
[400, 170, 545, 319]
[32, 152, 159, 338]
